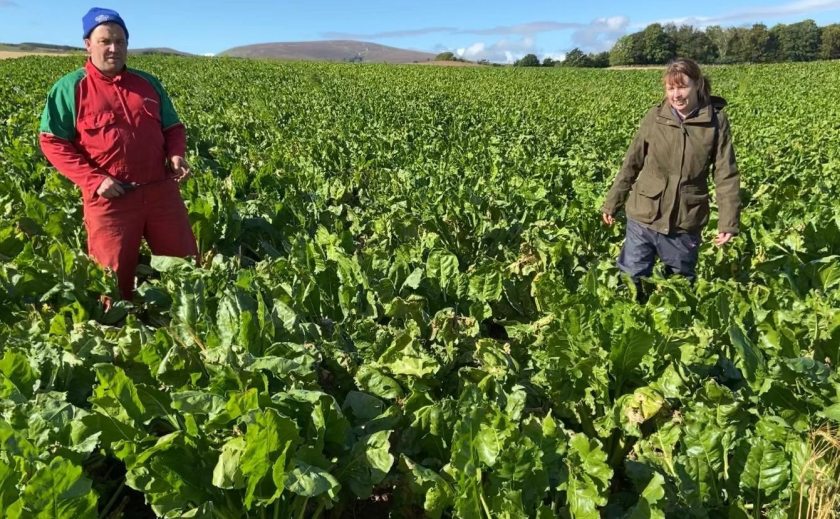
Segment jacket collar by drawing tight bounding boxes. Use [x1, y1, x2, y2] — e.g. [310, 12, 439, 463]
[655, 95, 728, 127]
[656, 99, 713, 126]
[656, 99, 712, 126]
[84, 58, 127, 83]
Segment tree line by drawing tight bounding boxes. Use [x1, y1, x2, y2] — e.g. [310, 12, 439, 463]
[505, 19, 840, 67]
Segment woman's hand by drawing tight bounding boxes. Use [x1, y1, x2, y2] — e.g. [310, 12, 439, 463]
[714, 232, 733, 246]
[602, 212, 615, 226]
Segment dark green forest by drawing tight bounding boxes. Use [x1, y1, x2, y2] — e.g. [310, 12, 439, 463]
[511, 19, 840, 67]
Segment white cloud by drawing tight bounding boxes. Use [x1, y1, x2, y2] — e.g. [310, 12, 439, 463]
[648, 0, 840, 28]
[319, 18, 630, 56]
[322, 27, 457, 39]
[463, 21, 581, 36]
[354, 18, 631, 56]
[605, 16, 629, 30]
[321, 0, 840, 60]
[456, 36, 538, 63]
[323, 21, 581, 41]
[570, 16, 630, 52]
[456, 42, 487, 59]
[543, 52, 567, 62]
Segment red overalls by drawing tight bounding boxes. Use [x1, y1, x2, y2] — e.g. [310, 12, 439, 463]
[40, 60, 197, 300]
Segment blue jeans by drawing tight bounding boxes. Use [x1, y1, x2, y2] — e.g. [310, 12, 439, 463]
[617, 219, 701, 282]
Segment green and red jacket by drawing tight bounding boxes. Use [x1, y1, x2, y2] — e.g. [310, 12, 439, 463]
[39, 59, 186, 198]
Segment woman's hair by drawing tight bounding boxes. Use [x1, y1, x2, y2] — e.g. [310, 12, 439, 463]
[663, 58, 711, 106]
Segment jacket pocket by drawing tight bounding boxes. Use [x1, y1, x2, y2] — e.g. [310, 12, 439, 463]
[77, 111, 116, 133]
[141, 98, 161, 122]
[76, 111, 119, 163]
[628, 173, 666, 224]
[677, 190, 710, 231]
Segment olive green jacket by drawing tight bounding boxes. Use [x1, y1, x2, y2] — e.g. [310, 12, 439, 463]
[602, 96, 740, 235]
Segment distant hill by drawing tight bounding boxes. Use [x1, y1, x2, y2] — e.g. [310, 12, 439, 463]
[129, 47, 193, 56]
[0, 42, 83, 53]
[220, 40, 436, 63]
[0, 42, 192, 56]
[2, 40, 435, 63]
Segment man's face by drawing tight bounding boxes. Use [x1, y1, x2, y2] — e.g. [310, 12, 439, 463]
[84, 23, 127, 76]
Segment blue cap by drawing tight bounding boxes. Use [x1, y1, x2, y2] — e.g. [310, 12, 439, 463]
[82, 7, 129, 39]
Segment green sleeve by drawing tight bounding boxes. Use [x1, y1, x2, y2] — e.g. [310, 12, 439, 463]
[713, 111, 740, 234]
[39, 69, 85, 140]
[131, 69, 182, 129]
[601, 109, 654, 215]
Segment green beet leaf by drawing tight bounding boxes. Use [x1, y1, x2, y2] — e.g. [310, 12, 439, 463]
[286, 459, 341, 498]
[90, 364, 148, 426]
[563, 433, 612, 518]
[336, 430, 395, 497]
[739, 438, 790, 503]
[625, 472, 666, 519]
[0, 350, 38, 400]
[212, 436, 247, 489]
[241, 408, 300, 508]
[0, 460, 21, 514]
[729, 324, 767, 390]
[17, 457, 97, 519]
[427, 249, 460, 292]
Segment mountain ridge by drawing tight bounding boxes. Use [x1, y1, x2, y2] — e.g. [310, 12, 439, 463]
[220, 40, 436, 63]
[1, 40, 441, 63]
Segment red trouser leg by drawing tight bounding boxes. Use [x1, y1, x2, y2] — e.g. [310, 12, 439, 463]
[84, 195, 145, 300]
[83, 181, 197, 301]
[142, 181, 198, 260]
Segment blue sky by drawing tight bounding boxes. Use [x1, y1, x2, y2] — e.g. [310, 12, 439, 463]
[2, 0, 840, 62]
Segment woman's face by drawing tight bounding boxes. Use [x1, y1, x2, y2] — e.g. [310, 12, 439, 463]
[666, 74, 699, 116]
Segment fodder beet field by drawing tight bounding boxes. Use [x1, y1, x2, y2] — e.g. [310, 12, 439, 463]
[1, 56, 839, 518]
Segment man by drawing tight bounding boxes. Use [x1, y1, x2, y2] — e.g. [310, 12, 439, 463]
[39, 7, 198, 300]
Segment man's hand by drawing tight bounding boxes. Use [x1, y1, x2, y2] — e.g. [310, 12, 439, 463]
[96, 177, 126, 199]
[602, 212, 615, 226]
[714, 232, 734, 246]
[170, 155, 191, 182]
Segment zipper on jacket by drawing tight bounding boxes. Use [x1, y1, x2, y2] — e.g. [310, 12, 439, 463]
[110, 83, 133, 171]
[113, 83, 134, 127]
[668, 123, 689, 234]
[112, 82, 140, 153]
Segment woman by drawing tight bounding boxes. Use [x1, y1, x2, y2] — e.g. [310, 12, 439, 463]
[601, 58, 740, 301]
